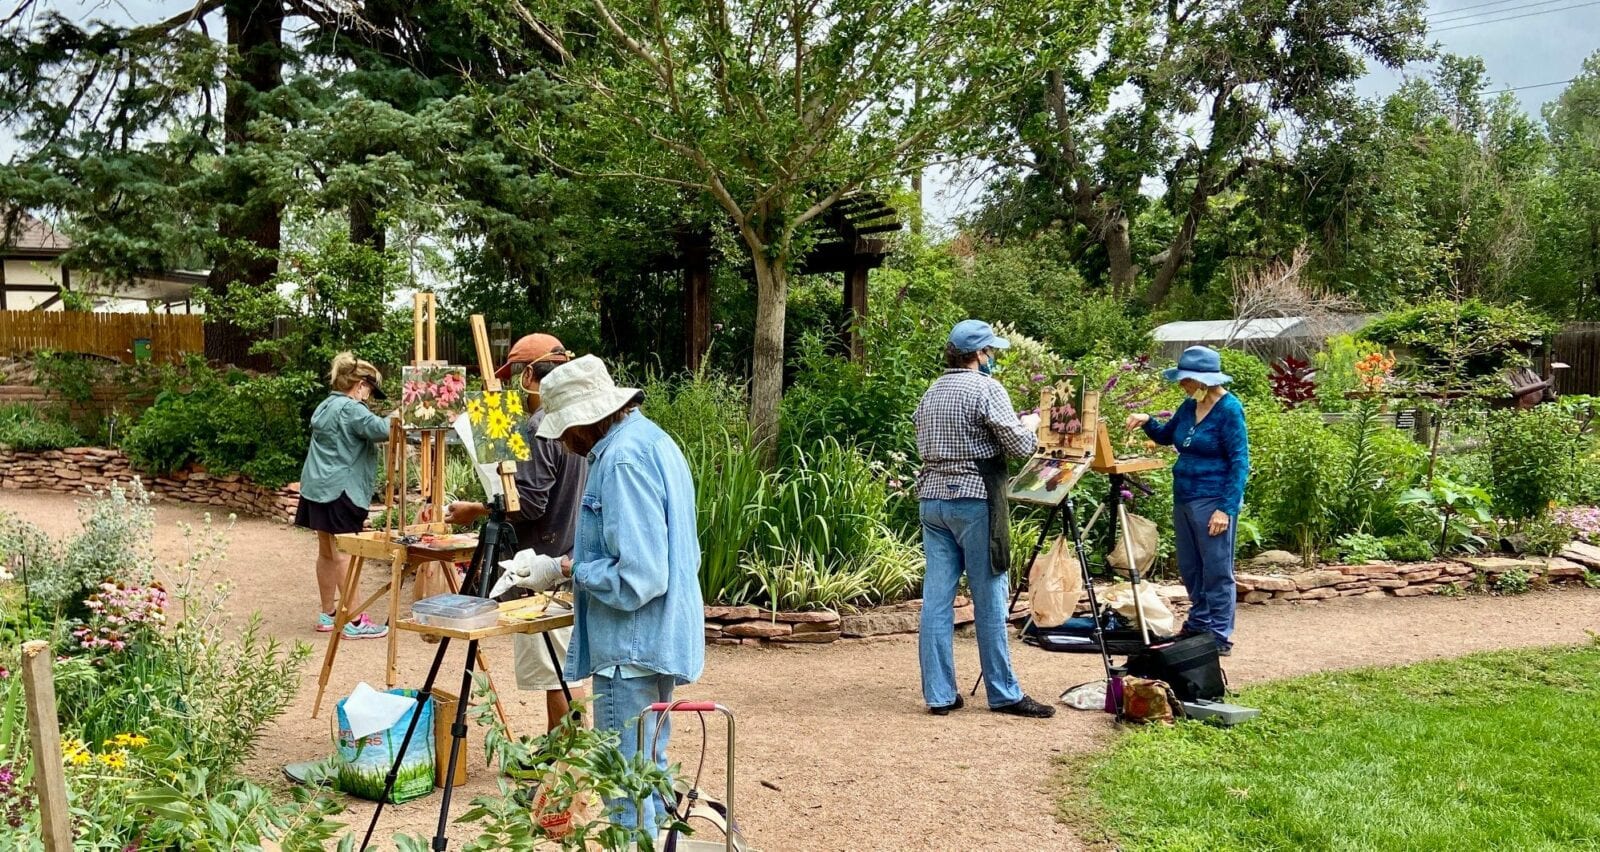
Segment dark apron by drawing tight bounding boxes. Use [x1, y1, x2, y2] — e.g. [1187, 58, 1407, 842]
[975, 454, 1012, 576]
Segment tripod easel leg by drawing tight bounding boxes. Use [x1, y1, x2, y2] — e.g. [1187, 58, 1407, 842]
[359, 634, 454, 852]
[314, 555, 366, 719]
[432, 638, 482, 850]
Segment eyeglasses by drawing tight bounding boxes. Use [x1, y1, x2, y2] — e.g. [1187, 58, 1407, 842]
[1182, 423, 1197, 448]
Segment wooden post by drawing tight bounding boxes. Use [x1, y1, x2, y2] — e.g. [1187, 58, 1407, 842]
[22, 641, 73, 851]
[844, 262, 869, 362]
[681, 237, 711, 371]
[412, 293, 425, 364]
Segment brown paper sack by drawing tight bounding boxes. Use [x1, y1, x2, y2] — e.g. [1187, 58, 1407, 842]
[1028, 536, 1085, 628]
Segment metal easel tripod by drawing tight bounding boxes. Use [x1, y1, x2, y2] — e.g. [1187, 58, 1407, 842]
[358, 494, 576, 851]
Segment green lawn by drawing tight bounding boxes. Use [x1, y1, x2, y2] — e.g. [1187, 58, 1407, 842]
[1065, 642, 1600, 851]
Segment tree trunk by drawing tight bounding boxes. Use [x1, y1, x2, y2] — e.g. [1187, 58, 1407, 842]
[1104, 211, 1135, 297]
[749, 251, 788, 466]
[349, 193, 386, 253]
[1144, 192, 1205, 306]
[209, 0, 284, 296]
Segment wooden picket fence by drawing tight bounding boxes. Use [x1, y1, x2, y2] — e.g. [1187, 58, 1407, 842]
[0, 310, 203, 364]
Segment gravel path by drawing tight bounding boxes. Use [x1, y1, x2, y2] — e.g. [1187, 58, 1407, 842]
[6, 490, 1598, 851]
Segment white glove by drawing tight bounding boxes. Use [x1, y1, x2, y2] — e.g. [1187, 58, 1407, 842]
[490, 550, 564, 598]
[1020, 412, 1042, 432]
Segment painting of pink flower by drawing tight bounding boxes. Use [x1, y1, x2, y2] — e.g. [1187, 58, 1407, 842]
[400, 365, 469, 429]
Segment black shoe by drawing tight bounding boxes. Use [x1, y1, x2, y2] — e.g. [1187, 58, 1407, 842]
[992, 695, 1056, 718]
[1217, 643, 1233, 657]
[929, 695, 965, 716]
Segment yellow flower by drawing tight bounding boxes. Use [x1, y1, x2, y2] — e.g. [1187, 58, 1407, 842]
[95, 749, 129, 770]
[506, 432, 530, 461]
[486, 407, 513, 441]
[107, 732, 149, 748]
[466, 398, 485, 423]
[506, 394, 524, 417]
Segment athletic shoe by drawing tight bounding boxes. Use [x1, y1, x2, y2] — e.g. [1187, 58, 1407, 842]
[1218, 643, 1233, 657]
[342, 613, 389, 641]
[316, 612, 336, 633]
[929, 695, 965, 716]
[992, 695, 1056, 718]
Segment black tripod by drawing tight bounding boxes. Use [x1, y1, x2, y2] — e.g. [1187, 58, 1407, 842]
[359, 494, 576, 851]
[969, 466, 1157, 696]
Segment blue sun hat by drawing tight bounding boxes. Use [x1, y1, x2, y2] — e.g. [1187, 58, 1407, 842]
[1162, 345, 1233, 386]
[949, 319, 1010, 354]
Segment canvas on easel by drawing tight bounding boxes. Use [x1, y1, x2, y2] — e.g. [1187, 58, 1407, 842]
[399, 364, 468, 429]
[1034, 378, 1101, 457]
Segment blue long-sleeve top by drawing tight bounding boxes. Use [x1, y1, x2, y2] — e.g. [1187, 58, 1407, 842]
[1142, 393, 1251, 517]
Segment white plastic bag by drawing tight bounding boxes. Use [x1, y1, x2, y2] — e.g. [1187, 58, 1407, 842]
[1027, 536, 1085, 628]
[1102, 581, 1177, 637]
[1107, 513, 1159, 577]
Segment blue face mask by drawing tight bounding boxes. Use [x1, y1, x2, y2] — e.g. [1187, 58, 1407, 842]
[978, 354, 997, 376]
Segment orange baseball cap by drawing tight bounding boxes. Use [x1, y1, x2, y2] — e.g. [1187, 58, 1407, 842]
[495, 333, 571, 380]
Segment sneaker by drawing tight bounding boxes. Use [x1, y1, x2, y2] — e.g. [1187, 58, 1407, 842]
[316, 611, 336, 633]
[929, 695, 965, 716]
[342, 613, 390, 641]
[991, 695, 1056, 719]
[1218, 643, 1234, 657]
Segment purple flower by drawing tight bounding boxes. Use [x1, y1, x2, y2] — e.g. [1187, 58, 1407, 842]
[1030, 373, 1046, 383]
[1157, 410, 1173, 419]
[1103, 375, 1121, 393]
[1120, 489, 1133, 500]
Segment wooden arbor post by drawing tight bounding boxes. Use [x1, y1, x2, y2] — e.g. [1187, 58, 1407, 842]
[844, 261, 870, 363]
[680, 232, 712, 372]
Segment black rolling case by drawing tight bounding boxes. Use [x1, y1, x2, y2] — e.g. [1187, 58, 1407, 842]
[1124, 633, 1226, 701]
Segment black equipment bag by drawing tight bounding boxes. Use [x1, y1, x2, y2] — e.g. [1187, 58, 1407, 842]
[1124, 633, 1225, 701]
[1022, 614, 1147, 656]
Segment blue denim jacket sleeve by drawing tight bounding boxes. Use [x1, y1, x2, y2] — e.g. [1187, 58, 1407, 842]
[572, 460, 670, 612]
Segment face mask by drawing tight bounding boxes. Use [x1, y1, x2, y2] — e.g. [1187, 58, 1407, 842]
[978, 353, 997, 376]
[1191, 387, 1208, 401]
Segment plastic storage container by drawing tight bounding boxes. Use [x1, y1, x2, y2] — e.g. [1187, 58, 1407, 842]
[411, 594, 500, 631]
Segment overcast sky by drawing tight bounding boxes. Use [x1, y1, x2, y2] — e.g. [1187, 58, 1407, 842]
[10, 0, 1600, 230]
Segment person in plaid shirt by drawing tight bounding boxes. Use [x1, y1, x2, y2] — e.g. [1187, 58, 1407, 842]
[912, 320, 1055, 719]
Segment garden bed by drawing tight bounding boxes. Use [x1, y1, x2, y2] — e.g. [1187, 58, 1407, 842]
[0, 446, 299, 523]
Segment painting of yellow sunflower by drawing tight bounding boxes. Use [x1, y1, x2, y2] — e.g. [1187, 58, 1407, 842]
[465, 390, 531, 462]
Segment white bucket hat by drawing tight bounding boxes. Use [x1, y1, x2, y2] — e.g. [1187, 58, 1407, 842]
[534, 354, 641, 440]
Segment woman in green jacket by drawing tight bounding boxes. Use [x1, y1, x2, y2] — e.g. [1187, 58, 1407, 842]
[295, 352, 391, 639]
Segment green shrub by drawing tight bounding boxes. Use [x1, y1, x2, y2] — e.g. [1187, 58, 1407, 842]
[1246, 408, 1347, 563]
[0, 403, 84, 450]
[1486, 407, 1582, 521]
[1381, 533, 1436, 562]
[122, 366, 318, 487]
[1336, 532, 1389, 562]
[1514, 516, 1575, 557]
[1219, 350, 1273, 406]
[1494, 567, 1532, 595]
[1337, 398, 1428, 535]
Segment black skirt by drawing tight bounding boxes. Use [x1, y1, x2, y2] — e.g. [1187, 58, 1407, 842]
[294, 492, 369, 535]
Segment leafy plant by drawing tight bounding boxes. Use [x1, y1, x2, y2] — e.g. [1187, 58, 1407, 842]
[1269, 357, 1315, 408]
[1381, 534, 1436, 562]
[1218, 350, 1273, 406]
[433, 680, 680, 852]
[1486, 407, 1582, 522]
[1512, 516, 1575, 557]
[1313, 334, 1390, 412]
[1246, 408, 1347, 565]
[1336, 533, 1389, 563]
[1493, 568, 1532, 595]
[1361, 299, 1554, 381]
[1399, 477, 1494, 554]
[0, 403, 83, 450]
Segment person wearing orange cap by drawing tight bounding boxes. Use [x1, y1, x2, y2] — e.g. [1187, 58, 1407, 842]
[446, 333, 588, 729]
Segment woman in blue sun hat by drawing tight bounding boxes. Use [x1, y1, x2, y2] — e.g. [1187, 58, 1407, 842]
[1124, 346, 1250, 656]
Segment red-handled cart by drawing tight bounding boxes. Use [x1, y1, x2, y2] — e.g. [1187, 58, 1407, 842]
[639, 701, 750, 852]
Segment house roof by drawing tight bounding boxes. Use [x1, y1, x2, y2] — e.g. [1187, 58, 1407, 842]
[2, 211, 71, 256]
[1153, 315, 1374, 343]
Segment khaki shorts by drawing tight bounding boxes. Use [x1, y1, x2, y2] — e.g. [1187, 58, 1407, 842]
[512, 605, 587, 691]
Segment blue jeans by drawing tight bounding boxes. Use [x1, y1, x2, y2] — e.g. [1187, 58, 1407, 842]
[1172, 497, 1237, 646]
[919, 498, 1024, 709]
[593, 670, 675, 831]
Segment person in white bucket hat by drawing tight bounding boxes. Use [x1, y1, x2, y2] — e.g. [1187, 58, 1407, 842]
[498, 354, 704, 831]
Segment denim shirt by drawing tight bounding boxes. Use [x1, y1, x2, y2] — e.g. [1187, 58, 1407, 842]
[566, 411, 705, 685]
[1142, 393, 1250, 516]
[298, 393, 391, 506]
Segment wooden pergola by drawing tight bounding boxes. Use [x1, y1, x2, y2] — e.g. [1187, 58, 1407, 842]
[671, 193, 903, 369]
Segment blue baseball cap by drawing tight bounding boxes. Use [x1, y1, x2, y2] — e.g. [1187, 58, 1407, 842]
[948, 319, 1010, 354]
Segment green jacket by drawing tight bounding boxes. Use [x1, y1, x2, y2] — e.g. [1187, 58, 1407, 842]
[298, 393, 390, 506]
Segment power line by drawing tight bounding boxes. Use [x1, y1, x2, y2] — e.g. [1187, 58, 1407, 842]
[1485, 78, 1577, 95]
[1432, 0, 1600, 31]
[1429, 0, 1567, 24]
[1426, 0, 1526, 21]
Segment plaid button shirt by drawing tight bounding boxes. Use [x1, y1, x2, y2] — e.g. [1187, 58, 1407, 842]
[914, 369, 1037, 500]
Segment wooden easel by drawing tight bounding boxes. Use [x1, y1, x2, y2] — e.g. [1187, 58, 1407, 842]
[311, 301, 521, 722]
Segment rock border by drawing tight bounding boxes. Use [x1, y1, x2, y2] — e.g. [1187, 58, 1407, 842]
[0, 446, 299, 524]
